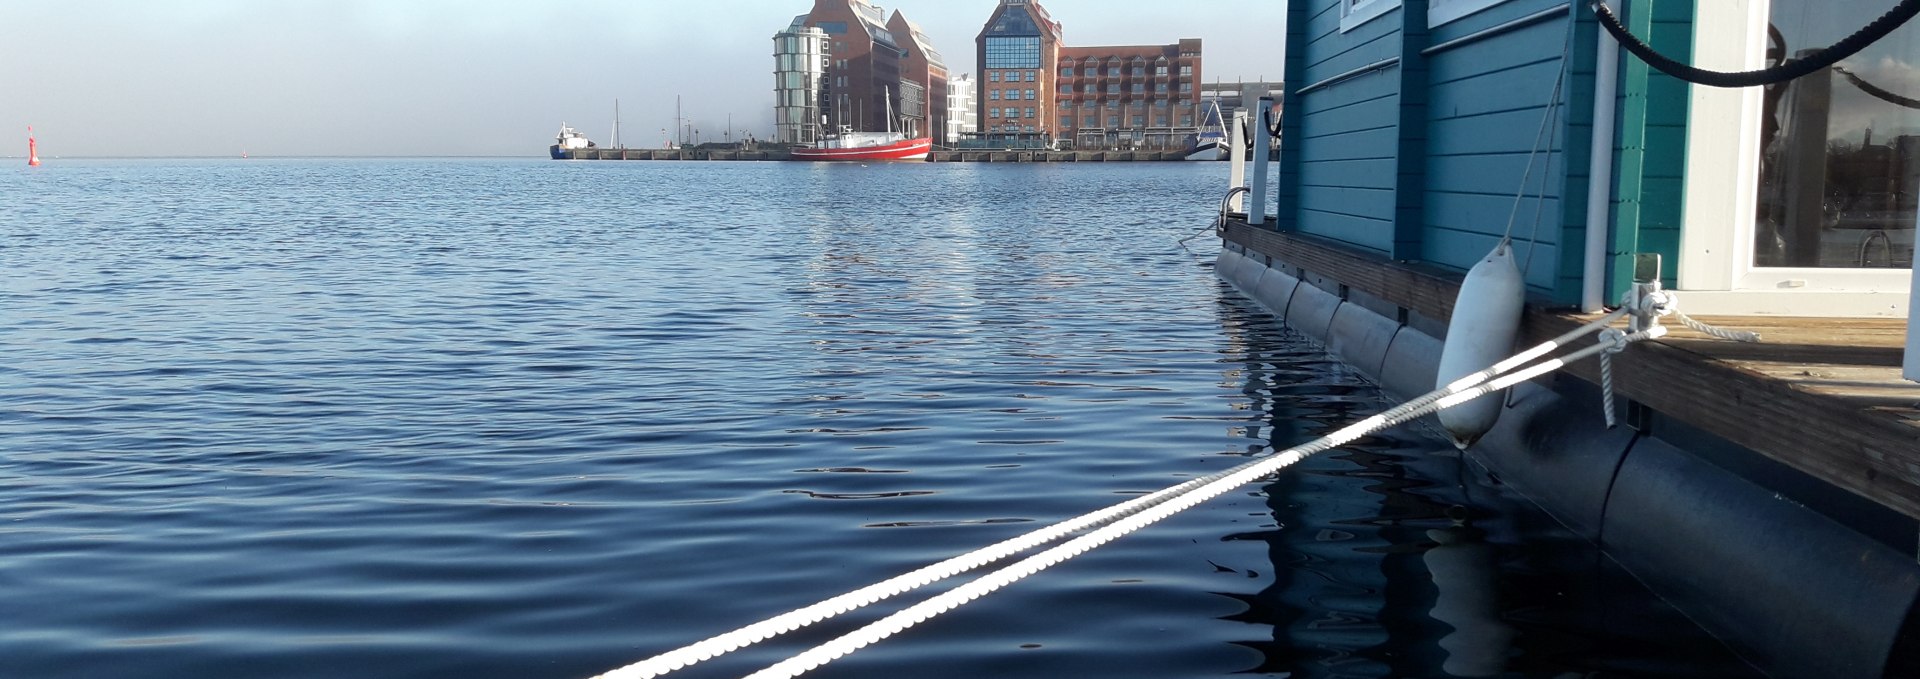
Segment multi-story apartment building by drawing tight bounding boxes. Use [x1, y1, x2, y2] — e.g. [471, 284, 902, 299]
[887, 12, 948, 142]
[975, 0, 1203, 149]
[973, 0, 1063, 140]
[773, 0, 952, 142]
[773, 18, 830, 145]
[946, 73, 978, 145]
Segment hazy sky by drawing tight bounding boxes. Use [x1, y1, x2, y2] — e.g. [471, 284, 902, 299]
[0, 1, 1287, 157]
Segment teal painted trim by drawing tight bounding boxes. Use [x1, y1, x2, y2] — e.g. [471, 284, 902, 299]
[1607, 0, 1693, 301]
[1393, 0, 1430, 261]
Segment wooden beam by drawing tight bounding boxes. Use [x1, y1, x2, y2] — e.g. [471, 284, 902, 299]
[1224, 221, 1920, 519]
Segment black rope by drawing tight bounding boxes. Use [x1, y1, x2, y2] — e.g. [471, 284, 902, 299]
[1592, 0, 1920, 88]
[1834, 66, 1920, 109]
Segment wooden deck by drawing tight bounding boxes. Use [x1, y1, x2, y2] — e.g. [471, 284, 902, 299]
[1224, 221, 1920, 519]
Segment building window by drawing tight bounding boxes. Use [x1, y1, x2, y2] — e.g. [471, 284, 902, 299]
[1061, 67, 1075, 77]
[1156, 116, 1168, 126]
[1025, 70, 1036, 82]
[1025, 125, 1036, 133]
[1180, 65, 1193, 77]
[1340, 0, 1402, 32]
[985, 36, 1042, 69]
[1156, 66, 1168, 76]
[1107, 84, 1119, 94]
[1061, 114, 1074, 128]
[1083, 83, 1096, 93]
[1679, 0, 1917, 313]
[1084, 116, 1097, 127]
[1180, 83, 1192, 93]
[989, 90, 1000, 100]
[989, 107, 1000, 118]
[1132, 84, 1144, 94]
[1107, 66, 1121, 77]
[1024, 89, 1035, 100]
[1182, 115, 1193, 126]
[1058, 83, 1073, 93]
[989, 71, 1000, 83]
[1107, 116, 1120, 127]
[1131, 115, 1144, 127]
[1131, 66, 1145, 77]
[1025, 107, 1035, 118]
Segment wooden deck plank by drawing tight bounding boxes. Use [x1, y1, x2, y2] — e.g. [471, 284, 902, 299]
[1224, 222, 1920, 518]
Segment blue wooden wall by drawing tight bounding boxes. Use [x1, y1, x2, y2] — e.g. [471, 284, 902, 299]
[1274, 0, 1692, 305]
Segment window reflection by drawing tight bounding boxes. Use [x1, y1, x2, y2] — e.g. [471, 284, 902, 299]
[1756, 1, 1918, 268]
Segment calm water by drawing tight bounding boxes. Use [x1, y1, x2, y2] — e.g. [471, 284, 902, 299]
[1, 159, 1753, 678]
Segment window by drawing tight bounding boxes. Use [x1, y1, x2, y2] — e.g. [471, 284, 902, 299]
[1131, 66, 1145, 77]
[1131, 115, 1144, 127]
[1132, 84, 1145, 94]
[1025, 71, 1036, 82]
[1084, 116, 1097, 127]
[985, 36, 1042, 69]
[1155, 116, 1168, 126]
[1107, 66, 1121, 77]
[1156, 66, 1168, 76]
[1679, 0, 1917, 314]
[1024, 89, 1035, 100]
[1061, 114, 1074, 127]
[989, 90, 1000, 100]
[1062, 67, 1075, 77]
[816, 21, 848, 34]
[989, 71, 1000, 83]
[1182, 115, 1193, 126]
[1340, 0, 1402, 32]
[1429, 0, 1514, 28]
[1025, 107, 1035, 118]
[1180, 83, 1192, 93]
[1083, 83, 1096, 93]
[1107, 84, 1119, 95]
[1180, 65, 1193, 77]
[989, 107, 1000, 118]
[1059, 83, 1073, 93]
[1024, 125, 1036, 133]
[1107, 116, 1121, 127]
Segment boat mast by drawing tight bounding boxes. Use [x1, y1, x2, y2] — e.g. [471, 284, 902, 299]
[613, 99, 622, 149]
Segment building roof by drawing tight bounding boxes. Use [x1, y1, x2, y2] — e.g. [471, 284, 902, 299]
[888, 11, 946, 71]
[978, 0, 1062, 42]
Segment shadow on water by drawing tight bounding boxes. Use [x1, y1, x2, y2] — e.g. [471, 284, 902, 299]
[1206, 289, 1761, 678]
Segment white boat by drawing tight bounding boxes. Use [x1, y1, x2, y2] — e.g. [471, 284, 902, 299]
[550, 124, 595, 159]
[1185, 101, 1230, 161]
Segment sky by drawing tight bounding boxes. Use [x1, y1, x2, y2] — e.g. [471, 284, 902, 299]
[0, 1, 1288, 157]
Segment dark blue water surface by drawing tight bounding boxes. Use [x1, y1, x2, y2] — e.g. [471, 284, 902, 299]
[1, 159, 1754, 678]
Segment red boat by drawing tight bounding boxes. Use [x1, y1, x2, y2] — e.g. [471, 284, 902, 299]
[791, 127, 931, 162]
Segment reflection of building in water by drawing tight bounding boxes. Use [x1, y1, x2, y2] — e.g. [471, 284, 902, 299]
[1758, 55, 1917, 268]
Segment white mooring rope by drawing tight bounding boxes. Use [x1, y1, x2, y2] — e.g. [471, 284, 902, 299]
[591, 308, 1650, 679]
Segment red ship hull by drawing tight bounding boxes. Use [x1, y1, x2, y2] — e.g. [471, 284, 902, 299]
[791, 137, 932, 162]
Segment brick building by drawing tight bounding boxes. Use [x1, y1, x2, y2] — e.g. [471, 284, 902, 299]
[975, 0, 1203, 150]
[775, 0, 948, 141]
[887, 12, 948, 142]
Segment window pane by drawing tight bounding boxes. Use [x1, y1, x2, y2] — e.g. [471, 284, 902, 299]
[1756, 0, 1919, 268]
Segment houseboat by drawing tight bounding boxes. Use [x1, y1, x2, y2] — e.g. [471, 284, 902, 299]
[1214, 0, 1919, 676]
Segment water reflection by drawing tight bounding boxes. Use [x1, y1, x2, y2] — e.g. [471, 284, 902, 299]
[1207, 288, 1760, 677]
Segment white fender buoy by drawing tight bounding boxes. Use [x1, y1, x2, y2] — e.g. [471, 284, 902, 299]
[1435, 242, 1526, 449]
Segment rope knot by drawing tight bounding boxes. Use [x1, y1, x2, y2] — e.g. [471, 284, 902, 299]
[1598, 327, 1631, 355]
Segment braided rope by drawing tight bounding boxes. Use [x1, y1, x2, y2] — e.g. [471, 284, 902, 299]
[595, 308, 1635, 679]
[743, 326, 1671, 679]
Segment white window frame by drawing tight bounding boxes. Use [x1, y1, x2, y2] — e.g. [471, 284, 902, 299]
[1678, 0, 1912, 316]
[1428, 0, 1514, 28]
[1340, 0, 1401, 32]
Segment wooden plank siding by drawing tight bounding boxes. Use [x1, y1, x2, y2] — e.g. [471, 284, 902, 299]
[1224, 221, 1920, 519]
[1285, 0, 1410, 257]
[1421, 5, 1580, 301]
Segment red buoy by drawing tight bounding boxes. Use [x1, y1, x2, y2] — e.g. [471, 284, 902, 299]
[27, 126, 40, 167]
